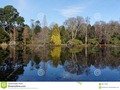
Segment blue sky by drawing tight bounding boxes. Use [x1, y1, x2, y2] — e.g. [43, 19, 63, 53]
[1, 0, 120, 26]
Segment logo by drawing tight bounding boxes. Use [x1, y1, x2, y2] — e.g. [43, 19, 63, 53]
[94, 69, 101, 76]
[37, 69, 45, 76]
[1, 82, 7, 89]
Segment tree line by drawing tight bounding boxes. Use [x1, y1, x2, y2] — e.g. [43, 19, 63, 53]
[0, 5, 120, 46]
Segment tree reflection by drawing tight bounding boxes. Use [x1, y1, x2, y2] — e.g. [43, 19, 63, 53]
[51, 46, 61, 67]
[63, 46, 120, 75]
[0, 47, 24, 81]
[0, 46, 120, 81]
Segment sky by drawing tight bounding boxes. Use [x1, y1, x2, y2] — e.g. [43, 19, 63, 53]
[0, 0, 120, 26]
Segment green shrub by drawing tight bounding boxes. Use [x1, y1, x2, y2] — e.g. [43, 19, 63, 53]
[67, 39, 83, 47]
[68, 47, 83, 53]
[88, 38, 99, 45]
[111, 37, 120, 44]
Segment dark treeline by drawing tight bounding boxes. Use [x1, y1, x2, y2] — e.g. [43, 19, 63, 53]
[0, 5, 120, 46]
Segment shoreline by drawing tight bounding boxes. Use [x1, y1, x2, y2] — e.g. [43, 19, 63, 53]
[0, 43, 120, 48]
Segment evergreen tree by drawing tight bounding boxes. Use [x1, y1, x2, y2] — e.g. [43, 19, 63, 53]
[50, 24, 61, 45]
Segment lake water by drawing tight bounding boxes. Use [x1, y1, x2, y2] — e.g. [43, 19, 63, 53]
[0, 46, 120, 81]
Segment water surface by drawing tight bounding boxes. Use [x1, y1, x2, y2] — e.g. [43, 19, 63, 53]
[0, 46, 120, 81]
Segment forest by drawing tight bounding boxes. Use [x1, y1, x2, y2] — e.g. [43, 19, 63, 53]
[0, 5, 120, 47]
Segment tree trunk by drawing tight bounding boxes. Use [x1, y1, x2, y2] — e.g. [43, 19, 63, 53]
[13, 27, 16, 42]
[85, 26, 88, 45]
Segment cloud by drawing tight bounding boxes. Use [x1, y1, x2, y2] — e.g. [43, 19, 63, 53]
[58, 6, 84, 18]
[19, 0, 25, 6]
[16, 0, 27, 12]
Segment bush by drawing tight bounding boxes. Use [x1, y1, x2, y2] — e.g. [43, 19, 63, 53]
[111, 37, 120, 44]
[68, 47, 83, 53]
[67, 39, 83, 47]
[88, 38, 99, 45]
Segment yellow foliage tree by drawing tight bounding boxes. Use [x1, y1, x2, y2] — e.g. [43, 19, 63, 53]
[50, 24, 61, 45]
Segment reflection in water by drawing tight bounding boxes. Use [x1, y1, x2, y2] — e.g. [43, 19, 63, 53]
[0, 46, 120, 81]
[51, 46, 61, 67]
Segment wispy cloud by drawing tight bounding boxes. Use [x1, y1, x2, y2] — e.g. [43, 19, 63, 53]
[57, 6, 84, 18]
[16, 0, 27, 12]
[18, 0, 26, 7]
[19, 0, 25, 6]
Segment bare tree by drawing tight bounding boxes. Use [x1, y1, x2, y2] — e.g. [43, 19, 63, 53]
[30, 19, 35, 45]
[42, 15, 48, 27]
[64, 16, 84, 39]
[85, 17, 90, 45]
[34, 26, 50, 46]
[23, 25, 30, 45]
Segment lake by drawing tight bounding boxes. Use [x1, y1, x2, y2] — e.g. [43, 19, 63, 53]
[0, 46, 120, 81]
